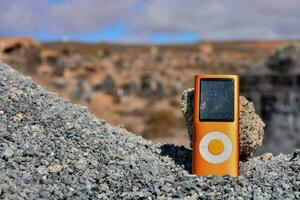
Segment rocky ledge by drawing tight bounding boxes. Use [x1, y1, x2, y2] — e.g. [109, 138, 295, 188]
[0, 63, 299, 199]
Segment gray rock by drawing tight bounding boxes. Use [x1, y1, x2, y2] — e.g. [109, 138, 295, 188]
[241, 43, 300, 155]
[265, 43, 300, 73]
[36, 165, 48, 175]
[181, 88, 265, 158]
[0, 62, 298, 199]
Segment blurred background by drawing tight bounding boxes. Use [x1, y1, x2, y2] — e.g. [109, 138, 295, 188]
[0, 0, 300, 155]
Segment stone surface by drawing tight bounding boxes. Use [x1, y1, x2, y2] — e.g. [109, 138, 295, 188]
[181, 88, 265, 158]
[0, 63, 298, 199]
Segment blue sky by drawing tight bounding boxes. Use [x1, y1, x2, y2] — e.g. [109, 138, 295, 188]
[48, 0, 64, 5]
[1, 0, 300, 44]
[33, 21, 130, 42]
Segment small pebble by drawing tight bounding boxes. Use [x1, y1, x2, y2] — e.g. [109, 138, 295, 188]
[260, 152, 273, 160]
[48, 164, 63, 173]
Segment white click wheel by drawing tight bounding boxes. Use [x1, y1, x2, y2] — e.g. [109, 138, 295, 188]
[199, 131, 233, 164]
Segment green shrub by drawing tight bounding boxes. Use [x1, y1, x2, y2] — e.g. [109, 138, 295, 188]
[142, 109, 178, 138]
[61, 48, 70, 56]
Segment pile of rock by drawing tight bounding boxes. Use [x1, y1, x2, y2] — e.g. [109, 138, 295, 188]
[0, 63, 299, 199]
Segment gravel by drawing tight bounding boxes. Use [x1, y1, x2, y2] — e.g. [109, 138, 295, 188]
[0, 62, 299, 199]
[181, 88, 265, 159]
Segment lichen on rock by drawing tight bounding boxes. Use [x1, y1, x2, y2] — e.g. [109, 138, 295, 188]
[181, 88, 265, 158]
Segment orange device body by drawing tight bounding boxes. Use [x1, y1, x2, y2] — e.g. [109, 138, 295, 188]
[192, 74, 239, 176]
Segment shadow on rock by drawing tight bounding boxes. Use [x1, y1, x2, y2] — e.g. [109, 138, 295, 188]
[159, 144, 192, 173]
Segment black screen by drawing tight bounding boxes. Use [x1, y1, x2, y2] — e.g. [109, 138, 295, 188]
[200, 79, 234, 121]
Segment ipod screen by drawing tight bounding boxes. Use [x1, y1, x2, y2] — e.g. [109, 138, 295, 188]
[200, 78, 234, 121]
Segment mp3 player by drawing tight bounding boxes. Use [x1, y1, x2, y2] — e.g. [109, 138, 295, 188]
[192, 74, 239, 176]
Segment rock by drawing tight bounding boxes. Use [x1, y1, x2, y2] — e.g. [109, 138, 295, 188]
[48, 164, 63, 173]
[290, 149, 300, 161]
[0, 37, 40, 55]
[0, 62, 298, 199]
[241, 43, 300, 155]
[181, 88, 265, 158]
[181, 88, 195, 145]
[260, 152, 273, 161]
[239, 96, 265, 158]
[37, 166, 48, 175]
[0, 37, 41, 72]
[2, 146, 15, 159]
[100, 183, 109, 192]
[265, 43, 300, 73]
[12, 113, 24, 123]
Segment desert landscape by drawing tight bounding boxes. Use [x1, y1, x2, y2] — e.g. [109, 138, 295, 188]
[0, 37, 300, 198]
[0, 37, 290, 149]
[1, 0, 300, 198]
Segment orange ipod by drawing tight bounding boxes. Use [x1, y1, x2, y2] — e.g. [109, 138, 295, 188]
[192, 74, 239, 176]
